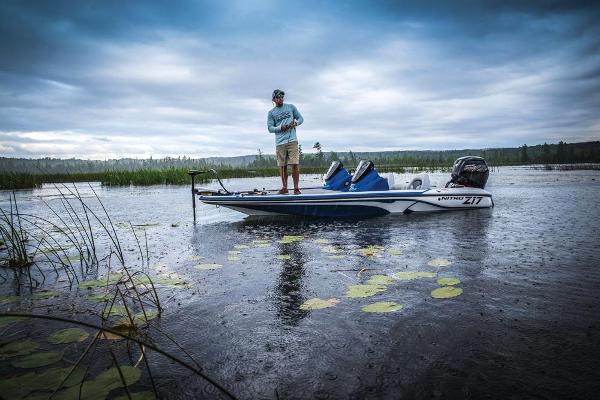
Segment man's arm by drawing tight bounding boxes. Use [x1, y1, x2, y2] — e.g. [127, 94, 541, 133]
[292, 105, 304, 126]
[267, 112, 283, 133]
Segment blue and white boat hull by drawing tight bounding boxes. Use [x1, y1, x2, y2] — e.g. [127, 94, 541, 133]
[198, 187, 493, 218]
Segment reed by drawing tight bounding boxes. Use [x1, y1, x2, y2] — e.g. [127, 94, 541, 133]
[0, 183, 236, 399]
[1, 165, 455, 190]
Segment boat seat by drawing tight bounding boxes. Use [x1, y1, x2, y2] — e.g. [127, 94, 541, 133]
[386, 173, 431, 190]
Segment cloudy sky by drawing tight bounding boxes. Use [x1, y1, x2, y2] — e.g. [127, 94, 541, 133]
[0, 0, 599, 159]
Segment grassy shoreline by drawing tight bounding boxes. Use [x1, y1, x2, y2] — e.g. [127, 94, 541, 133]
[1, 163, 597, 190]
[0, 165, 454, 190]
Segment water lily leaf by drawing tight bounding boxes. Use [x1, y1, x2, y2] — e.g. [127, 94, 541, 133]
[0, 295, 20, 305]
[228, 250, 241, 255]
[31, 290, 61, 300]
[367, 275, 396, 285]
[431, 286, 463, 299]
[276, 254, 291, 260]
[278, 235, 304, 244]
[428, 258, 451, 267]
[227, 255, 240, 261]
[234, 244, 250, 249]
[320, 245, 339, 254]
[115, 391, 156, 400]
[156, 276, 189, 288]
[102, 306, 129, 318]
[437, 277, 461, 286]
[299, 298, 340, 310]
[187, 255, 203, 261]
[61, 255, 81, 263]
[195, 263, 223, 270]
[49, 328, 89, 344]
[0, 366, 86, 399]
[327, 255, 346, 259]
[358, 245, 384, 257]
[12, 351, 62, 368]
[252, 239, 271, 247]
[394, 271, 437, 281]
[117, 310, 159, 328]
[53, 365, 141, 400]
[0, 339, 39, 358]
[313, 239, 330, 244]
[79, 272, 124, 289]
[345, 284, 386, 298]
[388, 248, 402, 256]
[88, 293, 113, 303]
[362, 301, 403, 313]
[0, 316, 27, 327]
[253, 243, 271, 248]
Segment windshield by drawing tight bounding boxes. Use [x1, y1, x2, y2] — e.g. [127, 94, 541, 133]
[352, 160, 374, 183]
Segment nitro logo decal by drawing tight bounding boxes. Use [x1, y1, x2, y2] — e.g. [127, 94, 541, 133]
[438, 196, 483, 205]
[274, 111, 292, 124]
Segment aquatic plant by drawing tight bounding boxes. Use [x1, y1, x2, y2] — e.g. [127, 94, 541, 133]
[0, 193, 31, 269]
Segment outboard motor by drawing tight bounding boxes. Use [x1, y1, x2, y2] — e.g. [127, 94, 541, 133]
[446, 156, 489, 189]
[323, 161, 351, 191]
[349, 160, 389, 192]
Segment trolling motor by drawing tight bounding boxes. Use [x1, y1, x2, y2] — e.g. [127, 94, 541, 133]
[445, 156, 490, 189]
[322, 161, 352, 191]
[350, 160, 389, 192]
[188, 169, 232, 223]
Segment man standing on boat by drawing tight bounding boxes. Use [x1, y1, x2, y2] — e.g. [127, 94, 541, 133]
[267, 89, 304, 195]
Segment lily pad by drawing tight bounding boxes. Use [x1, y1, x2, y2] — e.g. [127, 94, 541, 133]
[299, 298, 340, 310]
[187, 255, 204, 261]
[345, 284, 386, 298]
[367, 275, 396, 285]
[313, 239, 330, 244]
[431, 286, 463, 299]
[362, 301, 403, 313]
[0, 366, 86, 399]
[53, 365, 141, 400]
[102, 306, 129, 318]
[428, 258, 451, 267]
[394, 271, 437, 281]
[49, 328, 89, 344]
[0, 339, 39, 358]
[278, 235, 304, 244]
[117, 310, 159, 328]
[88, 293, 113, 303]
[115, 391, 156, 400]
[156, 276, 189, 288]
[252, 239, 271, 247]
[12, 351, 62, 368]
[31, 290, 61, 300]
[234, 244, 250, 249]
[0, 316, 27, 328]
[0, 295, 20, 305]
[437, 277, 461, 286]
[227, 255, 241, 261]
[276, 254, 291, 260]
[320, 245, 339, 254]
[228, 250, 241, 255]
[388, 248, 402, 256]
[79, 272, 124, 289]
[195, 263, 223, 270]
[327, 255, 346, 259]
[359, 245, 384, 257]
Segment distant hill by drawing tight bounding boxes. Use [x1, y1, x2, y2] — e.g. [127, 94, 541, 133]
[1, 140, 598, 174]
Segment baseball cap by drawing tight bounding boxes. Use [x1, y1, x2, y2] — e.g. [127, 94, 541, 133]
[272, 89, 285, 98]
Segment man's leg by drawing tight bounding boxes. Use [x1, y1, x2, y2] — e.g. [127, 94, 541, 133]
[279, 165, 288, 193]
[291, 164, 300, 193]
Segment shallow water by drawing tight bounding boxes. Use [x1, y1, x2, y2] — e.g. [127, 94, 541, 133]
[1, 167, 600, 399]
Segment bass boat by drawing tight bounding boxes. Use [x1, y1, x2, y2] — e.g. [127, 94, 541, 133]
[190, 156, 493, 219]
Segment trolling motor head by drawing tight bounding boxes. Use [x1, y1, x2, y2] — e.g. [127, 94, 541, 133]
[322, 161, 352, 191]
[447, 156, 489, 189]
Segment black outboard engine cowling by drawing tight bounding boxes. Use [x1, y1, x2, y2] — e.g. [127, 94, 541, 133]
[447, 156, 489, 189]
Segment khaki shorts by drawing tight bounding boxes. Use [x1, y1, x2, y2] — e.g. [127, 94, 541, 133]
[276, 141, 299, 166]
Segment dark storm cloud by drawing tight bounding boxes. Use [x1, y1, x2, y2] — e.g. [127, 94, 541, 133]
[0, 0, 599, 158]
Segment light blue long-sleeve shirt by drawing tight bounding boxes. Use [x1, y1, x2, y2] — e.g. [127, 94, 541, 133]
[267, 103, 304, 145]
